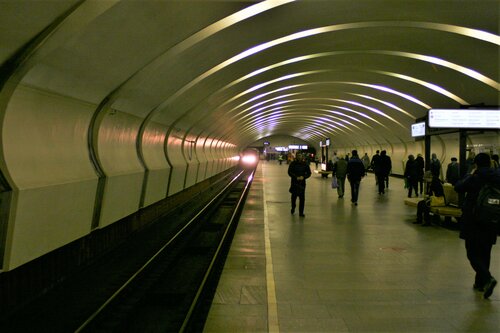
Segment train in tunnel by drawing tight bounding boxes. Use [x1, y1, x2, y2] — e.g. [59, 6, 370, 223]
[0, 0, 498, 312]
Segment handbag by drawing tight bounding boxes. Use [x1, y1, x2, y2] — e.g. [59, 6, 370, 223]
[331, 176, 339, 189]
[428, 195, 446, 207]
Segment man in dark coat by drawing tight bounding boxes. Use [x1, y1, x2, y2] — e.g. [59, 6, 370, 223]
[446, 157, 460, 185]
[430, 153, 442, 179]
[376, 150, 391, 194]
[288, 154, 312, 217]
[404, 154, 419, 198]
[415, 154, 425, 195]
[454, 153, 500, 299]
[346, 150, 365, 205]
[370, 150, 380, 184]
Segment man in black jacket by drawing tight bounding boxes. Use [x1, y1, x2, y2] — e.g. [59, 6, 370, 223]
[288, 154, 312, 217]
[455, 153, 500, 299]
[346, 150, 365, 206]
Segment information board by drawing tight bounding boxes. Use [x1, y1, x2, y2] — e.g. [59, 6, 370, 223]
[411, 122, 426, 137]
[428, 109, 500, 129]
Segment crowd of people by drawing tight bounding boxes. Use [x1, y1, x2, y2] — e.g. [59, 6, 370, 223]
[285, 150, 499, 299]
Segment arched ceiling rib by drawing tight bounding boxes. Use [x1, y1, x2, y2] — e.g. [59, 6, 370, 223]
[1, 0, 498, 149]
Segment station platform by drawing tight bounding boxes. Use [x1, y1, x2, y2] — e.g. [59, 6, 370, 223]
[204, 161, 500, 332]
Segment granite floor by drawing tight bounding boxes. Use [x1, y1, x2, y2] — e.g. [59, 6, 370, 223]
[204, 161, 500, 332]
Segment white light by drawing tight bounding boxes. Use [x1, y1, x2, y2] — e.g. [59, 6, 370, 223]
[242, 154, 258, 165]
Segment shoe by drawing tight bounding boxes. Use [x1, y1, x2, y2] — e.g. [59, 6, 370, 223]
[291, 208, 295, 214]
[473, 283, 485, 292]
[354, 202, 358, 206]
[483, 277, 497, 299]
[299, 213, 305, 217]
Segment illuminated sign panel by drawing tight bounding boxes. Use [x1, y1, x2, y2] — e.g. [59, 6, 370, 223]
[325, 138, 330, 146]
[411, 122, 426, 137]
[289, 145, 308, 150]
[428, 109, 500, 129]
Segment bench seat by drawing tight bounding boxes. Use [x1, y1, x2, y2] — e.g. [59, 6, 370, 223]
[404, 198, 422, 207]
[433, 206, 462, 218]
[404, 183, 462, 222]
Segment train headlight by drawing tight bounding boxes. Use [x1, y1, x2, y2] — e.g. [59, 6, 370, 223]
[241, 154, 258, 165]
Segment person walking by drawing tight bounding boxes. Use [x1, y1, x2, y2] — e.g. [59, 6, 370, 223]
[415, 153, 425, 195]
[333, 156, 348, 198]
[404, 154, 419, 197]
[361, 153, 370, 175]
[346, 150, 365, 206]
[454, 153, 500, 299]
[371, 150, 380, 184]
[382, 150, 392, 189]
[376, 150, 391, 194]
[446, 157, 460, 185]
[288, 154, 312, 217]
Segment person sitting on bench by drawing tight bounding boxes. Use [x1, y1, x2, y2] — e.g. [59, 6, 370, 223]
[415, 176, 444, 226]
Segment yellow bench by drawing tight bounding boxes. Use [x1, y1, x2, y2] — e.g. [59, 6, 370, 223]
[404, 183, 462, 222]
[433, 183, 462, 219]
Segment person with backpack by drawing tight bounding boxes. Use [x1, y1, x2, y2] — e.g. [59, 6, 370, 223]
[454, 153, 500, 299]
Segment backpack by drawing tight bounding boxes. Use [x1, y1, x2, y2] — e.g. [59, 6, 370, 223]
[474, 183, 500, 234]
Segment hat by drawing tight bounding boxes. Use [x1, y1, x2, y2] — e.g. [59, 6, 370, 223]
[451, 157, 457, 161]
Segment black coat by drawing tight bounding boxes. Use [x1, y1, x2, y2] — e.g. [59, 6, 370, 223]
[415, 156, 425, 178]
[446, 162, 460, 185]
[347, 156, 365, 182]
[430, 158, 441, 178]
[404, 159, 418, 179]
[454, 167, 500, 244]
[377, 154, 392, 176]
[288, 160, 311, 195]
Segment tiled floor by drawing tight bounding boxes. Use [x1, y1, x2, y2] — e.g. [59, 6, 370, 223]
[204, 161, 500, 332]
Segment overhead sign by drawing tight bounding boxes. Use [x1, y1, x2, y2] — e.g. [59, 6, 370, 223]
[411, 122, 426, 137]
[289, 145, 308, 150]
[428, 109, 500, 129]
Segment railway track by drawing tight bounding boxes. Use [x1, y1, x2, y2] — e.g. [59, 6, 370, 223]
[0, 168, 255, 333]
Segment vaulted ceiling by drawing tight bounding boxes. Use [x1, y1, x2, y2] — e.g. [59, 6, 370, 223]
[1, 0, 498, 148]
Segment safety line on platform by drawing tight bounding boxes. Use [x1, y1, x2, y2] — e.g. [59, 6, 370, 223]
[262, 166, 280, 333]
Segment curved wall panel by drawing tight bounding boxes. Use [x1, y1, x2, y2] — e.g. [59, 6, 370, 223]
[196, 137, 209, 182]
[140, 121, 170, 207]
[2, 86, 97, 269]
[183, 134, 199, 189]
[205, 138, 217, 178]
[166, 130, 187, 196]
[97, 111, 144, 228]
